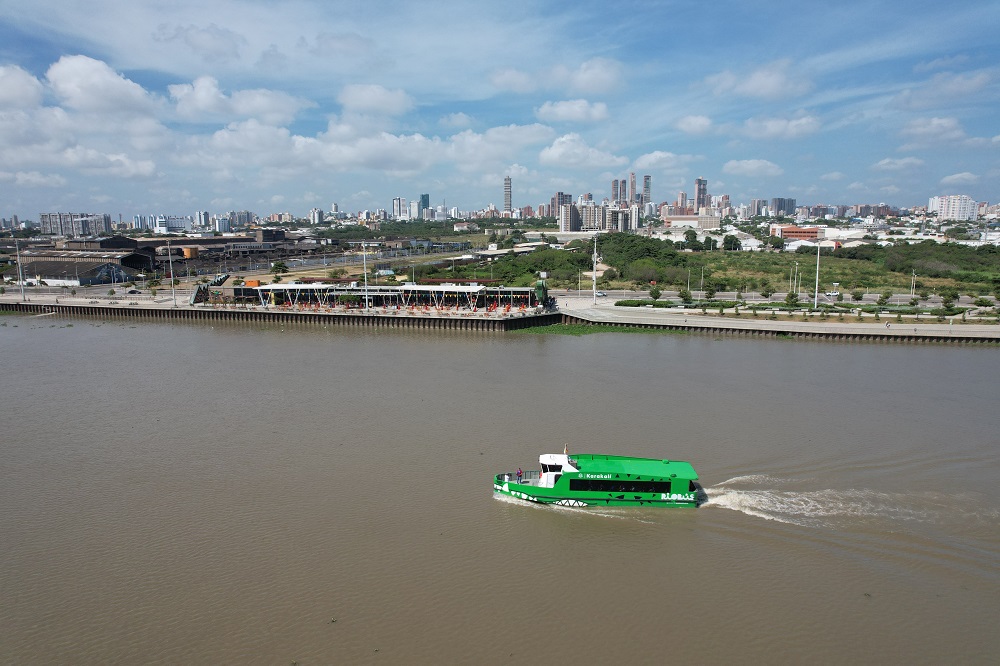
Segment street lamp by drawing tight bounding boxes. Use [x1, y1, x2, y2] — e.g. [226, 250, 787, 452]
[14, 238, 26, 302]
[167, 239, 177, 307]
[813, 241, 820, 309]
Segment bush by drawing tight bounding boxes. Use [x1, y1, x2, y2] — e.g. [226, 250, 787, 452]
[613, 299, 676, 308]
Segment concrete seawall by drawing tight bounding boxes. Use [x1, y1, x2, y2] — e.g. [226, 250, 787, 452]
[558, 308, 1000, 344]
[3, 300, 999, 343]
[2, 301, 559, 332]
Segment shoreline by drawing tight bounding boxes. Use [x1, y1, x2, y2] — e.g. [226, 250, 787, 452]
[3, 294, 999, 343]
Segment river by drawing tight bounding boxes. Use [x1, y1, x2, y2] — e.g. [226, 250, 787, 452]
[2, 315, 997, 664]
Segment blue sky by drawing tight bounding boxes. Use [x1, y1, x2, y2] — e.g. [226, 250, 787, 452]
[1, 0, 997, 219]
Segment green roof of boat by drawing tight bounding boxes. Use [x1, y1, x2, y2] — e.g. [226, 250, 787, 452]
[571, 454, 697, 480]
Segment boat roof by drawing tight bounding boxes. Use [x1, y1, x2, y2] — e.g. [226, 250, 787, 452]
[564, 454, 697, 480]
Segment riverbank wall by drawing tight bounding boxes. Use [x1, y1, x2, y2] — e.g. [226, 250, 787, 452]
[1, 301, 558, 332]
[3, 300, 999, 343]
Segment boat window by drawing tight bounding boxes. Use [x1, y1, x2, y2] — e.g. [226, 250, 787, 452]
[569, 479, 674, 493]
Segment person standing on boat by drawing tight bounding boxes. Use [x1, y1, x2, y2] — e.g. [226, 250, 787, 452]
[516, 468, 523, 483]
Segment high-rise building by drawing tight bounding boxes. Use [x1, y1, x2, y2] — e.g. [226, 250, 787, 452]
[550, 192, 573, 218]
[770, 198, 796, 217]
[629, 172, 637, 204]
[503, 177, 512, 213]
[612, 179, 619, 204]
[694, 177, 708, 212]
[677, 192, 687, 210]
[928, 194, 977, 221]
[642, 175, 651, 206]
[392, 197, 407, 219]
[419, 194, 430, 218]
[558, 204, 581, 232]
[38, 212, 112, 236]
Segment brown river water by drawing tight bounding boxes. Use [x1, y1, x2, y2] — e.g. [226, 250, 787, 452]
[2, 315, 998, 664]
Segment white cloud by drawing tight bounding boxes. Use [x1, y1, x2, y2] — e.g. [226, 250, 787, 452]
[913, 54, 970, 73]
[743, 115, 820, 139]
[894, 71, 992, 109]
[46, 55, 154, 114]
[706, 59, 811, 99]
[440, 112, 473, 128]
[447, 124, 555, 171]
[0, 65, 44, 109]
[881, 185, 900, 195]
[490, 68, 537, 93]
[940, 172, 979, 185]
[722, 159, 783, 177]
[562, 58, 623, 95]
[872, 157, 924, 170]
[62, 146, 156, 178]
[633, 151, 697, 173]
[848, 182, 867, 191]
[337, 84, 413, 115]
[676, 115, 712, 135]
[899, 117, 966, 148]
[169, 76, 312, 125]
[153, 23, 247, 64]
[535, 100, 608, 123]
[492, 58, 624, 95]
[538, 134, 628, 169]
[0, 170, 67, 187]
[821, 171, 845, 181]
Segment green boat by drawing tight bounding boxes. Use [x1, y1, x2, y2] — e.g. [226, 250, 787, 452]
[493, 451, 701, 508]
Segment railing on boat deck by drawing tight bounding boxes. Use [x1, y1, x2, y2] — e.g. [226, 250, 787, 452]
[497, 470, 542, 484]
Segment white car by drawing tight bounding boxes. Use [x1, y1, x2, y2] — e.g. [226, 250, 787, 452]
[595, 291, 607, 297]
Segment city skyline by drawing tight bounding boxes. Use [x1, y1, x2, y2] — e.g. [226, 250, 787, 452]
[1, 0, 998, 219]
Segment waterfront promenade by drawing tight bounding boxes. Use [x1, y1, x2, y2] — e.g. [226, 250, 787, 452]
[3, 291, 999, 342]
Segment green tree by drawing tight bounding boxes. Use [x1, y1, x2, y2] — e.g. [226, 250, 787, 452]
[785, 291, 799, 307]
[705, 285, 717, 300]
[270, 261, 289, 275]
[649, 285, 661, 301]
[877, 290, 892, 306]
[679, 288, 693, 304]
[723, 235, 742, 251]
[851, 289, 865, 302]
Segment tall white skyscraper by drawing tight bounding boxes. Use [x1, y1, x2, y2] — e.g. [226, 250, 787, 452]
[928, 195, 977, 221]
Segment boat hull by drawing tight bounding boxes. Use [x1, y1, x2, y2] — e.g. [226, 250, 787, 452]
[493, 478, 698, 508]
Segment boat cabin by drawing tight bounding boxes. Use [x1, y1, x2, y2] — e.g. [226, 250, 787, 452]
[537, 453, 577, 488]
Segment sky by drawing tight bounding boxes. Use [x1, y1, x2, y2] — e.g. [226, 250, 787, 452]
[0, 0, 998, 220]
